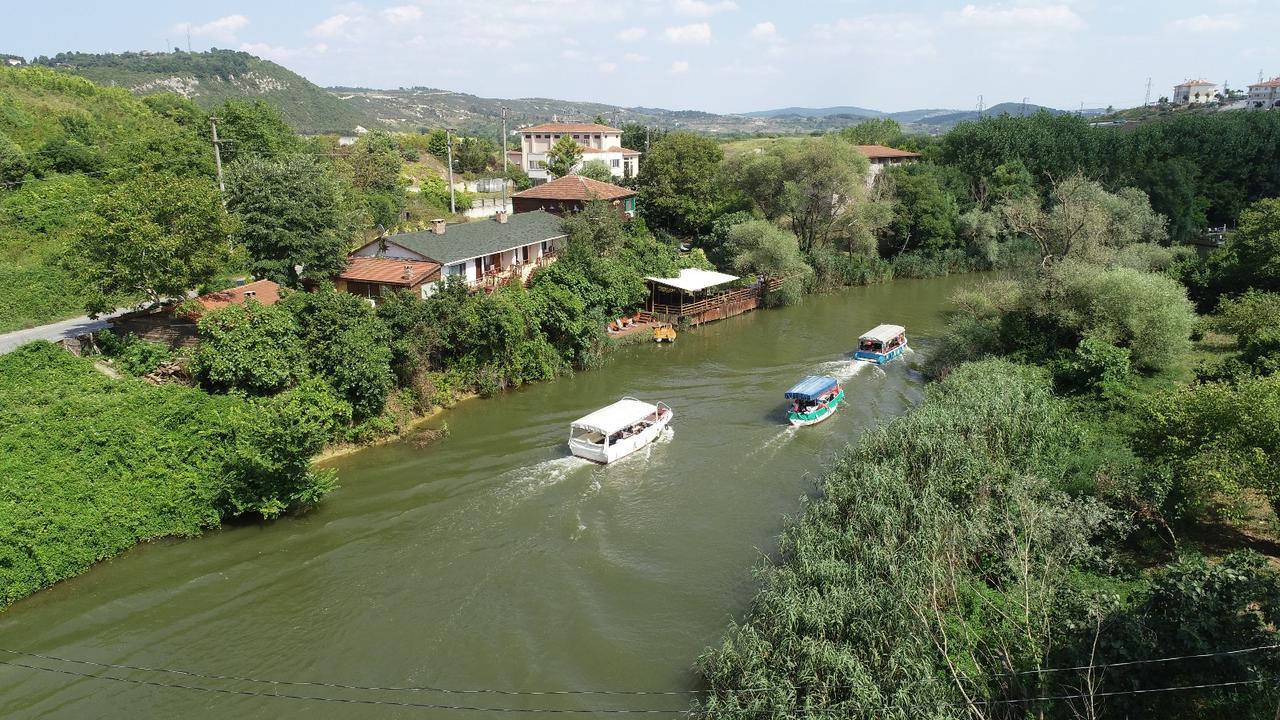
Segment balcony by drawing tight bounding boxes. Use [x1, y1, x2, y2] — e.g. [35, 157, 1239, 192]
[471, 252, 559, 291]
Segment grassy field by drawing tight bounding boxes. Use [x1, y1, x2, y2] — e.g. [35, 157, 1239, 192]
[718, 135, 818, 157]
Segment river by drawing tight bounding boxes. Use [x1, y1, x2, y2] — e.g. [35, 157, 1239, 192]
[0, 275, 977, 718]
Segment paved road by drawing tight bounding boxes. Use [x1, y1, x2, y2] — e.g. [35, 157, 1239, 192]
[0, 308, 129, 355]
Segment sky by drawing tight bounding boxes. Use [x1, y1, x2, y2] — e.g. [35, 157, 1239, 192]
[4, 0, 1279, 114]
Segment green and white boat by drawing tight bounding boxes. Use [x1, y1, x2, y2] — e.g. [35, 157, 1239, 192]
[785, 375, 844, 427]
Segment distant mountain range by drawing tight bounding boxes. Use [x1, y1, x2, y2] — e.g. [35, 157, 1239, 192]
[20, 49, 1104, 137]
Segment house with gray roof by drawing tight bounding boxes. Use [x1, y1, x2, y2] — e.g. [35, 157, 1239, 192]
[348, 210, 567, 293]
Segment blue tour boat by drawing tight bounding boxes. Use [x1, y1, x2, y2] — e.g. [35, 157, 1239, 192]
[854, 324, 907, 364]
[784, 375, 844, 427]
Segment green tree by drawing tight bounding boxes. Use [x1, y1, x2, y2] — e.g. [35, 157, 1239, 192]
[882, 164, 959, 255]
[546, 134, 583, 179]
[454, 136, 496, 174]
[225, 155, 361, 285]
[67, 173, 233, 315]
[723, 220, 812, 305]
[425, 128, 449, 160]
[838, 118, 903, 146]
[577, 159, 614, 182]
[193, 300, 301, 395]
[342, 131, 405, 228]
[283, 287, 393, 421]
[212, 99, 299, 163]
[1217, 198, 1280, 294]
[0, 132, 29, 185]
[636, 131, 729, 237]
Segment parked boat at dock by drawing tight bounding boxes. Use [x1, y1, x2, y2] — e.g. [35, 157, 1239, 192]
[854, 324, 907, 365]
[785, 375, 844, 426]
[568, 397, 673, 464]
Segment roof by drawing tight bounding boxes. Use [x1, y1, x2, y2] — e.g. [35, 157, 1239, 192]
[520, 122, 622, 134]
[645, 268, 740, 293]
[617, 147, 641, 156]
[512, 175, 636, 202]
[1175, 79, 1217, 87]
[1250, 78, 1280, 88]
[785, 376, 839, 402]
[860, 324, 906, 343]
[856, 145, 922, 160]
[370, 210, 566, 266]
[339, 257, 440, 286]
[571, 398, 658, 435]
[188, 280, 281, 318]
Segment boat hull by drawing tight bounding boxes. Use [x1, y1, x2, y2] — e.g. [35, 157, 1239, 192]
[569, 411, 673, 464]
[787, 390, 844, 427]
[854, 342, 907, 365]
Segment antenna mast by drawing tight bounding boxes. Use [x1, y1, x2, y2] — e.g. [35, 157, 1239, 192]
[976, 94, 984, 117]
[1144, 77, 1152, 107]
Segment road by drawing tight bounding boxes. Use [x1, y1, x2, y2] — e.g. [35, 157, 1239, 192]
[0, 308, 129, 355]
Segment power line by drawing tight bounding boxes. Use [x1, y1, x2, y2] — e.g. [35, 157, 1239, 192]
[0, 660, 691, 715]
[2, 642, 1277, 700]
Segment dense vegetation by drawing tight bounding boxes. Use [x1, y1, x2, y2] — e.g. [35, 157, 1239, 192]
[34, 50, 372, 134]
[696, 109, 1280, 715]
[0, 342, 340, 608]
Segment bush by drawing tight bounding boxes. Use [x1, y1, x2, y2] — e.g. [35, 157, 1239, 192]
[193, 300, 300, 395]
[283, 288, 394, 421]
[98, 330, 174, 375]
[1050, 336, 1132, 395]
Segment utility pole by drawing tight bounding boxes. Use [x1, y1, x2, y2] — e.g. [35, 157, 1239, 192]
[1021, 96, 1028, 115]
[186, 28, 191, 53]
[500, 107, 508, 210]
[209, 116, 226, 195]
[446, 127, 456, 214]
[1144, 77, 1152, 107]
[976, 94, 984, 117]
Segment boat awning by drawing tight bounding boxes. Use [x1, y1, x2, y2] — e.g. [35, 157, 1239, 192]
[571, 398, 657, 435]
[785, 376, 839, 401]
[645, 268, 739, 293]
[859, 324, 906, 343]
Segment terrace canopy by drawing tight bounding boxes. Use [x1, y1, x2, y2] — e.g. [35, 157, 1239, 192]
[571, 398, 657, 435]
[859, 324, 906, 343]
[644, 268, 739, 293]
[784, 376, 839, 402]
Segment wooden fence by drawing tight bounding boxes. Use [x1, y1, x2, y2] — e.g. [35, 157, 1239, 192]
[647, 277, 785, 326]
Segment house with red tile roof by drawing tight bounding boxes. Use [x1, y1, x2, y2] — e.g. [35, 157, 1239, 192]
[336, 257, 442, 301]
[109, 279, 284, 349]
[511, 175, 637, 217]
[855, 144, 922, 185]
[514, 122, 641, 183]
[1173, 79, 1219, 105]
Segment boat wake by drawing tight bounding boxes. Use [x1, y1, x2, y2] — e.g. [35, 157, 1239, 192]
[816, 358, 877, 381]
[754, 425, 800, 456]
[495, 455, 589, 502]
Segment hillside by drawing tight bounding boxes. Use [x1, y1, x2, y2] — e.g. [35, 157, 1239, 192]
[742, 105, 885, 119]
[31, 50, 373, 134]
[0, 65, 215, 331]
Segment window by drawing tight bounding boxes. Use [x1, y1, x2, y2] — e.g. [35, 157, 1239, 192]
[610, 159, 620, 168]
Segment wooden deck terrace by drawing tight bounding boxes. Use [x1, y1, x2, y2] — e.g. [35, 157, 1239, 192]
[646, 278, 784, 326]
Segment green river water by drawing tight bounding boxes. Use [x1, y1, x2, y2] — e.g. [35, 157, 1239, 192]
[0, 275, 978, 718]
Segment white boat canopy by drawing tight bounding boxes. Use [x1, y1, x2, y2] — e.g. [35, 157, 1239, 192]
[860, 324, 906, 343]
[645, 268, 739, 293]
[571, 398, 658, 435]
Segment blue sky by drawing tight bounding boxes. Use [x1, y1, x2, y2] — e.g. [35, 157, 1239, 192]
[4, 0, 1279, 113]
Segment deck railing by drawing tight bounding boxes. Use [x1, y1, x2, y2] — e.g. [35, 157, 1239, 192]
[648, 277, 785, 317]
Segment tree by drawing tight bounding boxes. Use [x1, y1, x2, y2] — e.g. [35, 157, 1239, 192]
[0, 133, 29, 185]
[68, 173, 232, 315]
[773, 137, 870, 254]
[1000, 175, 1166, 266]
[1217, 198, 1280, 294]
[193, 300, 301, 395]
[282, 288, 393, 421]
[225, 155, 361, 285]
[546, 134, 583, 179]
[838, 118, 903, 146]
[577, 159, 614, 182]
[342, 131, 405, 228]
[211, 99, 299, 163]
[882, 164, 959, 255]
[637, 132, 730, 237]
[425, 128, 449, 160]
[454, 136, 496, 174]
[723, 220, 812, 282]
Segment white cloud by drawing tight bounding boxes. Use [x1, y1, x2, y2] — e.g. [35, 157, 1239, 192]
[672, 0, 737, 17]
[616, 27, 648, 42]
[750, 21, 776, 39]
[816, 15, 937, 61]
[957, 4, 1085, 30]
[509, 62, 533, 73]
[175, 15, 248, 43]
[238, 42, 328, 61]
[1166, 14, 1242, 32]
[665, 23, 712, 44]
[561, 49, 586, 60]
[599, 62, 618, 73]
[312, 13, 356, 38]
[670, 60, 690, 73]
[623, 52, 650, 63]
[382, 5, 423, 23]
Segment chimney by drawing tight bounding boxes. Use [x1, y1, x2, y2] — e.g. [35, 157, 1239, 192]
[402, 265, 413, 280]
[496, 210, 508, 224]
[431, 218, 446, 235]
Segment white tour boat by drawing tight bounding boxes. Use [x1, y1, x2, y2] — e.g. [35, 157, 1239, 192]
[568, 397, 673, 464]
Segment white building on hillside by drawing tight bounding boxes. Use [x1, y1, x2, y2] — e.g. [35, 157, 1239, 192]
[515, 123, 640, 183]
[1248, 77, 1280, 108]
[1173, 79, 1219, 105]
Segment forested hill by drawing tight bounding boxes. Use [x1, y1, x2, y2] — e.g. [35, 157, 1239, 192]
[31, 50, 372, 134]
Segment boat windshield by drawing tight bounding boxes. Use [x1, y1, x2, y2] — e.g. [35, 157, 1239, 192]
[570, 426, 606, 445]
